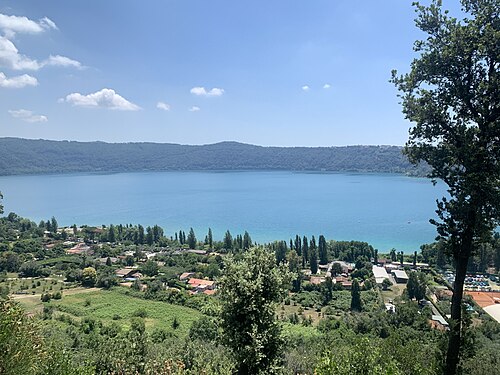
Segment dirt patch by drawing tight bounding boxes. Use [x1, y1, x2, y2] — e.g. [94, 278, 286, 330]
[466, 291, 500, 308]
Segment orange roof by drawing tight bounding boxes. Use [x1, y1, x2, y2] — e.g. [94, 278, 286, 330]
[188, 278, 215, 287]
[203, 289, 217, 296]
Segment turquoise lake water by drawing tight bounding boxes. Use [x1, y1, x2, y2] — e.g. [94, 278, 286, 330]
[0, 171, 448, 253]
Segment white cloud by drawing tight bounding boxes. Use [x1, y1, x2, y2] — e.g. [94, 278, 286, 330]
[157, 102, 171, 111]
[189, 106, 200, 112]
[323, 83, 331, 89]
[39, 17, 58, 31]
[8, 109, 47, 123]
[0, 71, 37, 88]
[0, 37, 82, 71]
[190, 86, 224, 97]
[42, 55, 82, 69]
[0, 13, 57, 37]
[302, 85, 310, 91]
[0, 36, 40, 70]
[62, 88, 141, 111]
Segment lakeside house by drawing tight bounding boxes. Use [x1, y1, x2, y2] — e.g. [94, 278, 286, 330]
[392, 270, 409, 283]
[66, 242, 93, 255]
[187, 278, 216, 294]
[372, 266, 391, 285]
[115, 268, 142, 280]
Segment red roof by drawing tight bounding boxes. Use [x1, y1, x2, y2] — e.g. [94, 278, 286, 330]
[188, 278, 215, 287]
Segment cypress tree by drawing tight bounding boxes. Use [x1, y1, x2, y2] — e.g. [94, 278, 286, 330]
[350, 279, 362, 312]
[318, 235, 328, 265]
[310, 247, 318, 274]
[187, 228, 197, 249]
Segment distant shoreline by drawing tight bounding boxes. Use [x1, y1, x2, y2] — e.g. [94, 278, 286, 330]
[0, 137, 429, 177]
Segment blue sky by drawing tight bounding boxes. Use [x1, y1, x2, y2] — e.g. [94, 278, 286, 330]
[0, 0, 462, 146]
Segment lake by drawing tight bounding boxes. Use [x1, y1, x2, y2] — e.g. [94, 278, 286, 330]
[0, 171, 447, 253]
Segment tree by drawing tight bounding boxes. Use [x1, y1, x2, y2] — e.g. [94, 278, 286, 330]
[302, 236, 309, 267]
[187, 227, 197, 249]
[392, 1, 500, 373]
[0, 252, 21, 273]
[243, 231, 252, 250]
[50, 216, 58, 233]
[407, 271, 427, 301]
[287, 249, 302, 292]
[0, 191, 3, 215]
[331, 262, 342, 276]
[219, 247, 291, 374]
[141, 260, 159, 277]
[350, 279, 362, 312]
[81, 267, 97, 287]
[223, 230, 233, 251]
[273, 241, 287, 265]
[108, 224, 116, 243]
[390, 248, 397, 262]
[381, 278, 392, 291]
[322, 276, 333, 304]
[18, 262, 40, 278]
[145, 226, 153, 245]
[310, 247, 318, 275]
[318, 235, 328, 265]
[207, 227, 213, 248]
[138, 225, 146, 244]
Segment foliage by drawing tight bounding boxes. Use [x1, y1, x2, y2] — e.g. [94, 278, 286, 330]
[407, 271, 427, 300]
[219, 247, 291, 374]
[0, 138, 427, 175]
[0, 299, 90, 375]
[315, 337, 402, 375]
[392, 1, 500, 372]
[81, 267, 97, 287]
[381, 278, 392, 291]
[141, 259, 159, 276]
[350, 279, 362, 312]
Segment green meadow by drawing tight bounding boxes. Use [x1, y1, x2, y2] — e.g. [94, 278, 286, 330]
[46, 287, 203, 337]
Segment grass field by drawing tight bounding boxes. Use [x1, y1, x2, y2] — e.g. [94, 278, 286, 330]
[47, 287, 203, 336]
[3, 276, 75, 295]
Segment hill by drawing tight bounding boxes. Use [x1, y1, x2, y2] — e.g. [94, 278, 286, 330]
[0, 138, 428, 176]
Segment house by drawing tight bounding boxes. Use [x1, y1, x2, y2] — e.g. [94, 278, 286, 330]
[372, 266, 390, 285]
[188, 278, 215, 293]
[66, 242, 92, 255]
[179, 272, 195, 281]
[392, 270, 409, 283]
[115, 268, 140, 279]
[384, 263, 400, 272]
[187, 249, 207, 255]
[430, 314, 449, 331]
[335, 276, 349, 284]
[310, 276, 325, 285]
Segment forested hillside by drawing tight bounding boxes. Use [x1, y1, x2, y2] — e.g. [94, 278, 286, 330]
[0, 138, 427, 176]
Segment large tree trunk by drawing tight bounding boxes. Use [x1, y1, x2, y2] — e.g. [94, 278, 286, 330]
[445, 254, 468, 375]
[445, 215, 475, 375]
